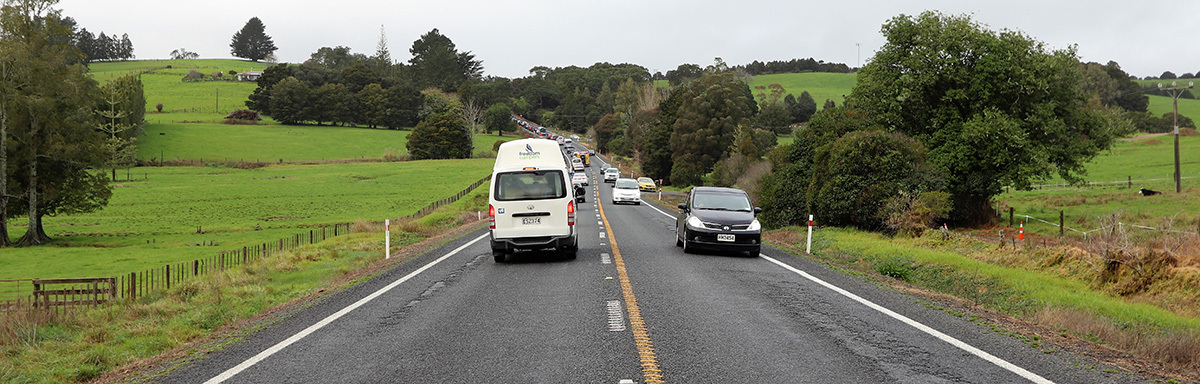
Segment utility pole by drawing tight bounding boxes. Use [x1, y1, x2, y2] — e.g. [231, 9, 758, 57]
[856, 43, 861, 69]
[1158, 81, 1194, 193]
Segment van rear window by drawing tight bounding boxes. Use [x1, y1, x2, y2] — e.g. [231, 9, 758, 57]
[495, 171, 566, 201]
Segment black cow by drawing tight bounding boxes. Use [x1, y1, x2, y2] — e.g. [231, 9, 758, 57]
[1139, 188, 1161, 196]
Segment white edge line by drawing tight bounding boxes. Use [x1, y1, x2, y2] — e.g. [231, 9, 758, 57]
[759, 254, 1054, 384]
[204, 233, 490, 384]
[649, 196, 1049, 383]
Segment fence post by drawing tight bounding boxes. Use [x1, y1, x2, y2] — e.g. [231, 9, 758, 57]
[1059, 211, 1065, 239]
[1009, 207, 1014, 227]
[129, 272, 137, 301]
[166, 264, 171, 290]
[194, 259, 199, 276]
[243, 246, 248, 264]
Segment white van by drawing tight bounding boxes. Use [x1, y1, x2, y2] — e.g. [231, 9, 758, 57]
[489, 139, 578, 262]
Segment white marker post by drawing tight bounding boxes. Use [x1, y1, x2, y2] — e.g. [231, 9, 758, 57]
[806, 215, 814, 254]
[385, 219, 390, 259]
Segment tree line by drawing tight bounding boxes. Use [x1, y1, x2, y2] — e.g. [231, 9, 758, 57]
[0, 0, 143, 247]
[738, 58, 853, 75]
[58, 16, 135, 63]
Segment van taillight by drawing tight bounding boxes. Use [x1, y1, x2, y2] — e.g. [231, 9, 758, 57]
[488, 204, 496, 229]
[567, 201, 575, 226]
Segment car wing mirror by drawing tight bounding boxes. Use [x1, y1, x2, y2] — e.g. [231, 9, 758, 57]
[677, 203, 687, 211]
[754, 207, 762, 214]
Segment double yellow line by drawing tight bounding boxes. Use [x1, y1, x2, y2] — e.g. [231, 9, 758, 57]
[597, 198, 663, 383]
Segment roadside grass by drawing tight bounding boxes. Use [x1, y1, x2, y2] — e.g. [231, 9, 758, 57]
[0, 195, 488, 384]
[0, 173, 491, 383]
[767, 227, 1200, 371]
[0, 159, 493, 283]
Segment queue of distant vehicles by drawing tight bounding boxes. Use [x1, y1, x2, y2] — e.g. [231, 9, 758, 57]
[495, 117, 763, 261]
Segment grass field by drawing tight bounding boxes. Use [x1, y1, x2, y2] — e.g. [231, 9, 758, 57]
[1147, 94, 1200, 123]
[139, 123, 514, 162]
[91, 59, 269, 115]
[997, 133, 1200, 235]
[0, 159, 493, 282]
[748, 72, 857, 108]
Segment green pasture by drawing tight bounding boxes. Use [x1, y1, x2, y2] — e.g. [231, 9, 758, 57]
[139, 123, 512, 162]
[91, 59, 269, 117]
[0, 159, 493, 282]
[1147, 94, 1200, 123]
[996, 134, 1200, 235]
[748, 72, 856, 108]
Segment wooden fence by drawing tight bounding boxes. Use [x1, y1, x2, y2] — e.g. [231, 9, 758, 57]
[115, 223, 351, 301]
[2, 174, 491, 310]
[33, 278, 116, 309]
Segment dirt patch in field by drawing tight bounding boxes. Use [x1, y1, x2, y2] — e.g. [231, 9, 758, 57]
[1132, 139, 1163, 146]
[1123, 133, 1167, 141]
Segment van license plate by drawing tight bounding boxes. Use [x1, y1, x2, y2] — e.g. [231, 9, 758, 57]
[717, 234, 735, 242]
[522, 217, 541, 225]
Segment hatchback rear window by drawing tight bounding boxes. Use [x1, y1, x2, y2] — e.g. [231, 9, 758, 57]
[495, 171, 566, 201]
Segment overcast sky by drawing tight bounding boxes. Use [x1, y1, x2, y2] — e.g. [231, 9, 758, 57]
[56, 0, 1200, 79]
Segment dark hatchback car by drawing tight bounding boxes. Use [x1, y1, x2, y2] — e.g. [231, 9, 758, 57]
[675, 187, 762, 257]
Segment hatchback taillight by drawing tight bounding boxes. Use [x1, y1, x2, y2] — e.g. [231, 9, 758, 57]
[567, 201, 575, 226]
[488, 204, 496, 229]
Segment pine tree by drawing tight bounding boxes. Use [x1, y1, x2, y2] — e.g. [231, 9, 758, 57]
[230, 17, 277, 62]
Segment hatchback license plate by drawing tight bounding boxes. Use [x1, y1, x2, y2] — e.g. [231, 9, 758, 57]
[522, 217, 541, 225]
[717, 234, 735, 242]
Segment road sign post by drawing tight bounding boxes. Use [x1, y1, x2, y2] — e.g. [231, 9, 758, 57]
[385, 219, 390, 259]
[806, 215, 814, 254]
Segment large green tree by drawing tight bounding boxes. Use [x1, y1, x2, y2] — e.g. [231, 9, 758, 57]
[2, 0, 110, 246]
[230, 17, 277, 62]
[668, 70, 757, 186]
[848, 11, 1116, 224]
[807, 130, 940, 229]
[757, 106, 875, 228]
[408, 28, 482, 92]
[406, 111, 472, 160]
[483, 103, 515, 135]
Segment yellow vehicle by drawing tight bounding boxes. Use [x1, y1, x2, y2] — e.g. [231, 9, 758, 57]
[637, 177, 657, 192]
[579, 152, 590, 166]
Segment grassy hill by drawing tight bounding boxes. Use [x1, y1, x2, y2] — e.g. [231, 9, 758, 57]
[87, 60, 514, 161]
[748, 72, 856, 108]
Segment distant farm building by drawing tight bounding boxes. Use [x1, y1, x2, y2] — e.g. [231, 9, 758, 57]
[237, 71, 263, 82]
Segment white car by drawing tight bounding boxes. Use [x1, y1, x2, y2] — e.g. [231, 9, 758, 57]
[571, 159, 585, 172]
[603, 168, 619, 183]
[611, 178, 641, 205]
[572, 172, 589, 186]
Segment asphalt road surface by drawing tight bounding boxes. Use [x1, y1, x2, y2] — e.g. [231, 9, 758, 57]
[156, 156, 1145, 383]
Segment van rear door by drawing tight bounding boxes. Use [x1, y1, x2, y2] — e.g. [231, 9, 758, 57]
[492, 170, 572, 239]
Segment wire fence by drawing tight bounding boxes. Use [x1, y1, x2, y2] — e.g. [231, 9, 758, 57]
[999, 207, 1200, 244]
[1025, 173, 1199, 190]
[1, 174, 491, 311]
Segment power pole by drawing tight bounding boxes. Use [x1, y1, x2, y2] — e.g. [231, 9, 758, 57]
[1158, 81, 1194, 193]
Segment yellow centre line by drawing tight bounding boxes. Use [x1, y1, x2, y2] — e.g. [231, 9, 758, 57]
[598, 196, 664, 383]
